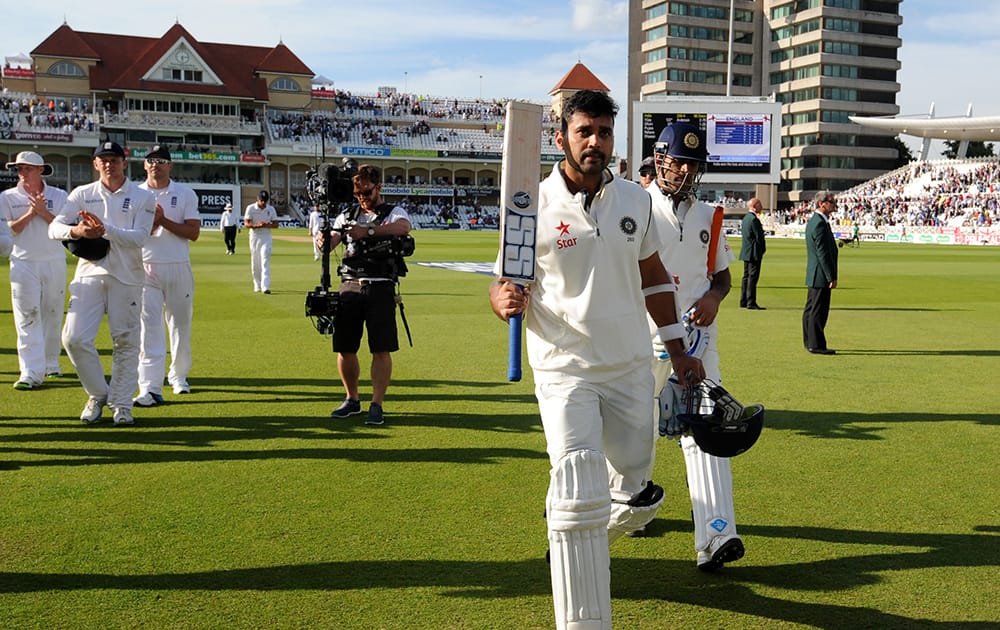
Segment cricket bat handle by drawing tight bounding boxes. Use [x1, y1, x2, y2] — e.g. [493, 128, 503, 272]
[507, 284, 524, 382]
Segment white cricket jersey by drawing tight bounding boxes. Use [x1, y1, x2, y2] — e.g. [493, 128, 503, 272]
[646, 184, 735, 314]
[245, 203, 277, 244]
[49, 179, 156, 286]
[0, 182, 68, 262]
[139, 180, 201, 263]
[219, 210, 239, 228]
[526, 164, 660, 383]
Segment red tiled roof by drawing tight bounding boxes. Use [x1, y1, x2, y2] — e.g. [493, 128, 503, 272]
[31, 22, 313, 100]
[32, 23, 100, 60]
[549, 62, 610, 94]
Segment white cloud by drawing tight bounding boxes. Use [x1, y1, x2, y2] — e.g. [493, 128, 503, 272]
[571, 0, 627, 32]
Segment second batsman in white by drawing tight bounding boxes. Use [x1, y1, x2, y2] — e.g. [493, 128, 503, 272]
[49, 141, 156, 426]
[134, 144, 201, 405]
[644, 121, 745, 571]
[490, 90, 704, 630]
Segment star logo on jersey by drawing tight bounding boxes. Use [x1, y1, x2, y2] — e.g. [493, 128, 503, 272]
[556, 221, 577, 250]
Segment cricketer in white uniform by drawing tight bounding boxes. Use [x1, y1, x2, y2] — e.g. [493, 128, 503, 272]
[0, 215, 11, 257]
[645, 121, 745, 571]
[49, 141, 156, 426]
[307, 204, 322, 260]
[490, 90, 703, 630]
[0, 151, 69, 389]
[134, 144, 201, 405]
[245, 190, 277, 293]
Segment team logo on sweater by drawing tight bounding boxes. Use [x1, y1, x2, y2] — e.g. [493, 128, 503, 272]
[620, 216, 637, 236]
[700, 229, 710, 244]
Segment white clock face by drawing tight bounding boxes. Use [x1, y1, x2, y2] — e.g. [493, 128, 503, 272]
[175, 50, 190, 64]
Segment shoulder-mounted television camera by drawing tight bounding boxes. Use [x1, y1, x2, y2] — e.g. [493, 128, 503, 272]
[306, 158, 358, 211]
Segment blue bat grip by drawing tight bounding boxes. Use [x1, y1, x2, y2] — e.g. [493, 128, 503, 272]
[508, 312, 523, 382]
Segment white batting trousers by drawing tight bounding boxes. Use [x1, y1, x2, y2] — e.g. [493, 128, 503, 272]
[249, 233, 272, 291]
[139, 262, 195, 394]
[537, 365, 657, 526]
[62, 275, 142, 410]
[9, 258, 66, 384]
[650, 331, 739, 556]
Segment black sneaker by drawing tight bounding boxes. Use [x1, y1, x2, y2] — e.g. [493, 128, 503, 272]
[697, 537, 745, 572]
[364, 402, 385, 426]
[331, 398, 362, 418]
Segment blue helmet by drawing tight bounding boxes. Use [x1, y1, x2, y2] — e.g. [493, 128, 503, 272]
[654, 121, 708, 162]
[653, 121, 707, 197]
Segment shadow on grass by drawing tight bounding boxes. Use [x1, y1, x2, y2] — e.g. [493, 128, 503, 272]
[833, 348, 1000, 356]
[764, 409, 1000, 440]
[0, 521, 996, 628]
[0, 407, 545, 470]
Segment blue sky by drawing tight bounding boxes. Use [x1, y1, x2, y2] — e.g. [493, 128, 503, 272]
[6, 0, 1000, 157]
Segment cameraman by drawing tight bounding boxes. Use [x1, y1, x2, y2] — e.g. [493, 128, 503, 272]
[320, 164, 411, 426]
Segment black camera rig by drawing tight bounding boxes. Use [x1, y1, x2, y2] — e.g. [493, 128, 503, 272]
[302, 159, 415, 345]
[304, 159, 357, 334]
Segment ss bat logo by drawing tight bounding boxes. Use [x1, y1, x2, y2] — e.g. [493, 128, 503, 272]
[512, 191, 531, 209]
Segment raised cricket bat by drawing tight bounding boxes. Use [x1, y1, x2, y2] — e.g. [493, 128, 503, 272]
[498, 101, 543, 382]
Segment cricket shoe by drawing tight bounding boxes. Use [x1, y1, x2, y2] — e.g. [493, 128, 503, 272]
[113, 408, 135, 427]
[697, 536, 745, 572]
[80, 397, 107, 424]
[133, 392, 165, 407]
[172, 381, 191, 395]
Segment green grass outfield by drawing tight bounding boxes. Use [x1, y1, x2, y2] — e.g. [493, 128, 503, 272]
[1, 229, 998, 629]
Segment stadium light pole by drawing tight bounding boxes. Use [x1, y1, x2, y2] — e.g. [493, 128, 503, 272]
[726, 0, 735, 97]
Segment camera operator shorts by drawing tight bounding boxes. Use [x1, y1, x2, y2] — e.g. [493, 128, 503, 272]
[333, 280, 399, 354]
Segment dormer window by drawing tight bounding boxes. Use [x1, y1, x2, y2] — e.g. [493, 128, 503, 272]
[50, 61, 85, 77]
[162, 68, 204, 82]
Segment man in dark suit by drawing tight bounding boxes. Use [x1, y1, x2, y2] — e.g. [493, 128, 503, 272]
[803, 191, 839, 355]
[738, 198, 766, 309]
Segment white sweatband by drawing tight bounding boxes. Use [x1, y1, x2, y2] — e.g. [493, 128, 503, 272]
[642, 283, 675, 297]
[656, 323, 686, 342]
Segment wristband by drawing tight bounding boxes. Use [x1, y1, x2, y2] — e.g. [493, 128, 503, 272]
[642, 283, 675, 297]
[656, 323, 686, 342]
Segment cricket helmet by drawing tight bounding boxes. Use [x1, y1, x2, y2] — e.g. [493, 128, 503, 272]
[653, 121, 707, 198]
[63, 235, 110, 261]
[676, 379, 763, 457]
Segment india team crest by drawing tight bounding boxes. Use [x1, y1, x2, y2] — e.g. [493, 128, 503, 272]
[700, 229, 710, 244]
[620, 216, 638, 236]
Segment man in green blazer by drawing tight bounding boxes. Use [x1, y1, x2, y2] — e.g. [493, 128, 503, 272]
[738, 198, 766, 309]
[803, 191, 839, 355]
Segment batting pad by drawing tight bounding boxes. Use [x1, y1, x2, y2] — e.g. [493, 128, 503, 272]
[681, 434, 737, 553]
[547, 449, 613, 630]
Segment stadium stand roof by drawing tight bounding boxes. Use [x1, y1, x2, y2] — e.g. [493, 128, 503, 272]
[850, 113, 1000, 143]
